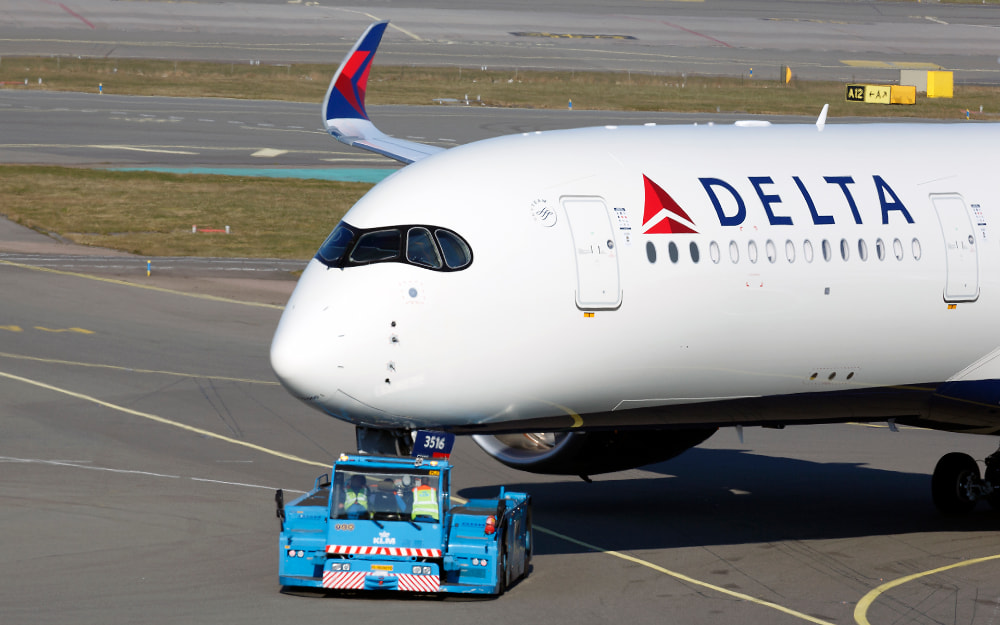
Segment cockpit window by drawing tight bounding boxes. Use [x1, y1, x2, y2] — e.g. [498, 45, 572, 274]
[349, 230, 402, 264]
[435, 229, 473, 269]
[314, 221, 473, 272]
[406, 227, 443, 269]
[316, 222, 357, 265]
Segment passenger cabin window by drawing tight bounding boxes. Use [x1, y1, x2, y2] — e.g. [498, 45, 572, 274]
[710, 241, 721, 264]
[315, 222, 473, 272]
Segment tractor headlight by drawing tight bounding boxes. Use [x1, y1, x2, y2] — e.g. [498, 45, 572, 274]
[412, 565, 422, 574]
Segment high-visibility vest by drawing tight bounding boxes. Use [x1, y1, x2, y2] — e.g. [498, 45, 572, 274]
[344, 489, 368, 511]
[411, 485, 438, 520]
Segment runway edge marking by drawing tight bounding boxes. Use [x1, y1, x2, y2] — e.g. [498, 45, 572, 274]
[854, 554, 1000, 625]
[0, 366, 834, 622]
[0, 369, 327, 469]
[534, 525, 836, 625]
[0, 259, 285, 310]
[0, 350, 280, 385]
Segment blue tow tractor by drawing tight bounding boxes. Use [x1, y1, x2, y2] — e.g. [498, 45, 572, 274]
[275, 432, 532, 595]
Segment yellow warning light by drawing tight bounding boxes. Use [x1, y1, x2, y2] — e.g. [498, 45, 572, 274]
[584, 312, 595, 318]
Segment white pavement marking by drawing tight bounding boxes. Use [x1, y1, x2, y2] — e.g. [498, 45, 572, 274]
[251, 148, 289, 157]
[88, 145, 199, 155]
[0, 455, 306, 493]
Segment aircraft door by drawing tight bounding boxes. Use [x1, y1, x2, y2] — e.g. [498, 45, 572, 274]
[932, 194, 979, 302]
[562, 196, 622, 309]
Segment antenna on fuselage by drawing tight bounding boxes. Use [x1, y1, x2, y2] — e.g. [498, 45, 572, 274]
[816, 103, 829, 132]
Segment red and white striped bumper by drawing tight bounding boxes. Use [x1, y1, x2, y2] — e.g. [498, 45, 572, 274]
[322, 571, 440, 592]
[322, 571, 366, 589]
[325, 545, 442, 557]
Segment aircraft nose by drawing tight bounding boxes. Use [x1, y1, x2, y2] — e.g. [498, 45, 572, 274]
[270, 317, 329, 402]
[269, 262, 339, 402]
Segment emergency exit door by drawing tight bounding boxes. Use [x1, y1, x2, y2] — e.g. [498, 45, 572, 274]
[933, 194, 979, 302]
[562, 196, 622, 309]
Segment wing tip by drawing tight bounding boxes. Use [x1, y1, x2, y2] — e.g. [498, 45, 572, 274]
[323, 21, 390, 127]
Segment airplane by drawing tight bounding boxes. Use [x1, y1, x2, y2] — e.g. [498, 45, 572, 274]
[270, 21, 1000, 514]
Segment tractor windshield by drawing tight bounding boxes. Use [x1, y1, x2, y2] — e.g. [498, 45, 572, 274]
[332, 467, 441, 523]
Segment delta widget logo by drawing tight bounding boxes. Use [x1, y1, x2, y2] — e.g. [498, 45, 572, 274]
[641, 175, 698, 235]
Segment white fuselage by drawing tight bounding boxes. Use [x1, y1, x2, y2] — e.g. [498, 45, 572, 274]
[270, 121, 1000, 435]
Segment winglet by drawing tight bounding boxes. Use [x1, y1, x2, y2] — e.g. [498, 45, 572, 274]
[323, 22, 445, 165]
[816, 103, 829, 132]
[323, 21, 387, 124]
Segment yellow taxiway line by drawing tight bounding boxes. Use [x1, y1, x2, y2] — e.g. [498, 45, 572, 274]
[2, 365, 839, 624]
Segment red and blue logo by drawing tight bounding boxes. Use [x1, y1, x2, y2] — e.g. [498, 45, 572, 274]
[641, 175, 698, 234]
[324, 21, 388, 121]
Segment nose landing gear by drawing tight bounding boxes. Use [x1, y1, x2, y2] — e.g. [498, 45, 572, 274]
[356, 426, 414, 457]
[931, 449, 1000, 515]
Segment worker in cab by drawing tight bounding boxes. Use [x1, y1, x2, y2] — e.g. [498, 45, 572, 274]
[343, 474, 369, 519]
[369, 478, 406, 515]
[410, 477, 439, 521]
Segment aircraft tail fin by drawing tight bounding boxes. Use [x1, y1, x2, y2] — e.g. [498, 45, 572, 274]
[323, 21, 445, 165]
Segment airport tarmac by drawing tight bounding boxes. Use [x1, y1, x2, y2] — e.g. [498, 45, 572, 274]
[1, 0, 999, 83]
[4, 2, 1000, 623]
[4, 237, 1000, 625]
[4, 152, 1000, 625]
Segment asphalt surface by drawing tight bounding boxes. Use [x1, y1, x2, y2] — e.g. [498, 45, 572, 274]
[4, 2, 1000, 624]
[1, 0, 999, 83]
[3, 271, 1000, 625]
[0, 89, 819, 169]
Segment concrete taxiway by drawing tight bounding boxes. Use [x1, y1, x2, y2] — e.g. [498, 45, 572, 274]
[1, 0, 999, 83]
[3, 2, 1000, 624]
[3, 247, 1000, 625]
[0, 90, 820, 170]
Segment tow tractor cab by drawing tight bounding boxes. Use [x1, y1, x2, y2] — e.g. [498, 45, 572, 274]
[276, 441, 532, 595]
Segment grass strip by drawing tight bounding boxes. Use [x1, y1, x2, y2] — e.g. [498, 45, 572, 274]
[2, 57, 998, 260]
[3, 57, 999, 120]
[0, 165, 369, 259]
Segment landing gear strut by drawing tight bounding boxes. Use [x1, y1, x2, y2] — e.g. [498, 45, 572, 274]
[931, 449, 1000, 515]
[355, 426, 413, 456]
